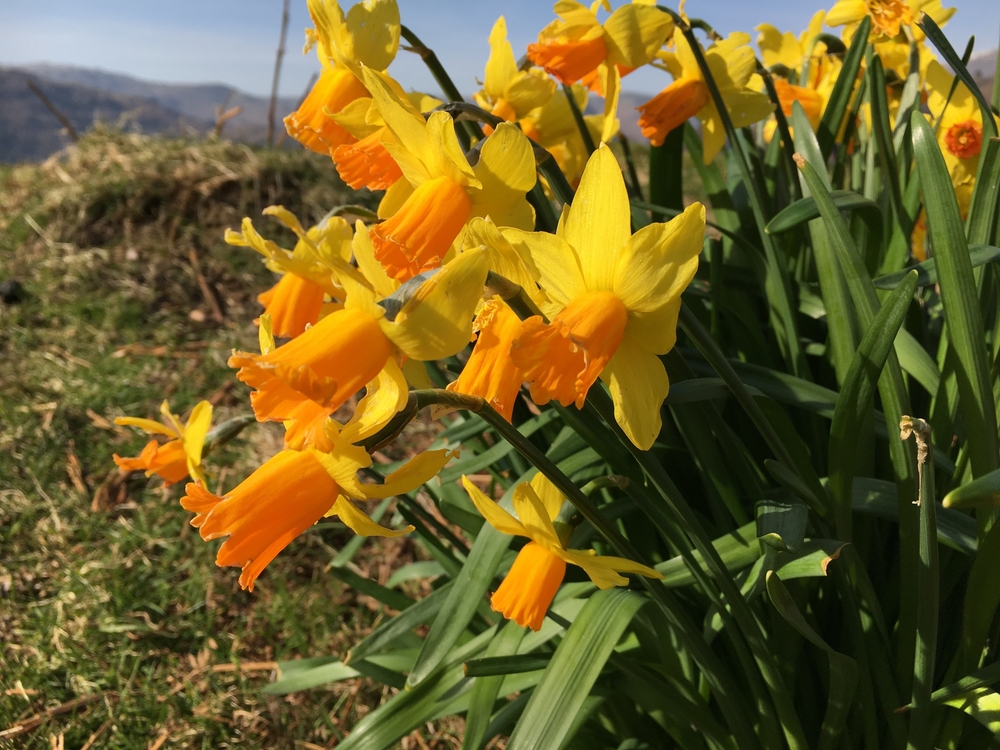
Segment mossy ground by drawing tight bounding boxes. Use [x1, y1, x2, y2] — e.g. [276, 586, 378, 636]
[0, 130, 458, 749]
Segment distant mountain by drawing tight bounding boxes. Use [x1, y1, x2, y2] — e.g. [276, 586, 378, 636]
[967, 49, 997, 102]
[0, 69, 219, 162]
[16, 63, 298, 129]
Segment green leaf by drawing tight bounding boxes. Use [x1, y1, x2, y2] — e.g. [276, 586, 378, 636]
[943, 689, 1000, 741]
[912, 111, 999, 480]
[327, 565, 414, 611]
[926, 660, 1000, 707]
[438, 411, 559, 484]
[656, 521, 761, 586]
[756, 499, 809, 552]
[464, 654, 550, 678]
[818, 16, 870, 157]
[775, 540, 849, 579]
[766, 191, 882, 235]
[944, 467, 1000, 508]
[851, 477, 977, 554]
[462, 621, 525, 750]
[766, 572, 859, 750]
[828, 271, 919, 536]
[964, 139, 1000, 247]
[263, 658, 358, 695]
[872, 245, 1000, 289]
[648, 126, 684, 211]
[386, 561, 445, 588]
[506, 589, 647, 750]
[346, 583, 454, 664]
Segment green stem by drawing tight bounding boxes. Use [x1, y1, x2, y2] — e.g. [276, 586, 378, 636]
[562, 83, 596, 155]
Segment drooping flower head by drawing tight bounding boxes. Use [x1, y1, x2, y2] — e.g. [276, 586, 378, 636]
[285, 0, 400, 155]
[114, 401, 213, 486]
[637, 30, 773, 161]
[463, 474, 662, 631]
[505, 145, 705, 450]
[826, 0, 954, 41]
[229, 237, 489, 449]
[182, 367, 458, 591]
[361, 68, 537, 282]
[226, 207, 355, 338]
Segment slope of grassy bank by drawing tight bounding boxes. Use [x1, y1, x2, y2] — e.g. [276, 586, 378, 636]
[0, 130, 453, 749]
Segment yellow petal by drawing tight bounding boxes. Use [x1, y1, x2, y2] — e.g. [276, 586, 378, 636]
[465, 217, 540, 294]
[182, 401, 213, 471]
[468, 122, 537, 222]
[340, 358, 409, 444]
[352, 220, 399, 298]
[504, 70, 557, 115]
[330, 96, 381, 139]
[425, 111, 480, 187]
[560, 144, 630, 292]
[724, 88, 775, 129]
[613, 202, 704, 315]
[602, 3, 673, 68]
[699, 105, 728, 164]
[558, 547, 664, 589]
[335, 0, 400, 71]
[672, 27, 702, 80]
[362, 67, 436, 183]
[826, 0, 868, 27]
[401, 358, 435, 389]
[114, 416, 178, 438]
[462, 475, 527, 537]
[383, 247, 489, 361]
[311, 445, 369, 498]
[159, 401, 185, 435]
[601, 333, 671, 449]
[258, 312, 275, 354]
[332, 495, 413, 537]
[485, 16, 518, 101]
[600, 64, 620, 145]
[512, 481, 563, 548]
[529, 473, 566, 521]
[363, 448, 460, 499]
[755, 24, 801, 70]
[501, 227, 583, 311]
[378, 177, 415, 219]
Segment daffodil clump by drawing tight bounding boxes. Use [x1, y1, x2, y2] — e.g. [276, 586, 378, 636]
[107, 0, 1000, 746]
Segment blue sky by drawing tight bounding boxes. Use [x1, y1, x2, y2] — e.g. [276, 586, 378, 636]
[2, 1, 998, 98]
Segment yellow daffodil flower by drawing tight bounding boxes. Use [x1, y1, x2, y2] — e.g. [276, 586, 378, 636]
[182, 368, 459, 591]
[229, 240, 489, 448]
[501, 145, 704, 450]
[528, 0, 672, 143]
[827, 0, 954, 40]
[528, 0, 672, 89]
[638, 30, 773, 161]
[475, 17, 557, 130]
[926, 59, 998, 185]
[462, 473, 662, 631]
[285, 0, 400, 156]
[226, 207, 356, 338]
[114, 401, 213, 486]
[361, 67, 537, 282]
[756, 11, 828, 74]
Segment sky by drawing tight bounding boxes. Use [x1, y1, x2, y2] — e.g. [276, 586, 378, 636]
[2, 1, 999, 99]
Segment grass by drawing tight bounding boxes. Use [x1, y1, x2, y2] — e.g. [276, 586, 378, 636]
[0, 129, 458, 749]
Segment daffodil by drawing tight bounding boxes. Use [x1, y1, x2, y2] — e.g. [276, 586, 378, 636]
[114, 401, 213, 486]
[527, 0, 672, 143]
[926, 59, 998, 185]
[229, 239, 489, 447]
[226, 208, 356, 338]
[475, 17, 557, 131]
[361, 67, 537, 282]
[499, 145, 704, 450]
[826, 0, 954, 40]
[462, 473, 662, 631]
[182, 367, 459, 591]
[637, 30, 773, 161]
[285, 0, 400, 156]
[527, 1, 672, 90]
[756, 11, 828, 76]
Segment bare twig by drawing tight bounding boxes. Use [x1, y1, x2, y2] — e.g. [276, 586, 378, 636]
[0, 692, 113, 738]
[25, 78, 79, 142]
[266, 0, 291, 147]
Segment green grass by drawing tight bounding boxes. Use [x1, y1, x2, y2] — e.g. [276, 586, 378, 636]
[0, 130, 452, 749]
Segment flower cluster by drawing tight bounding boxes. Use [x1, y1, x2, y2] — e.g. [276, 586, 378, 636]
[112, 0, 972, 630]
